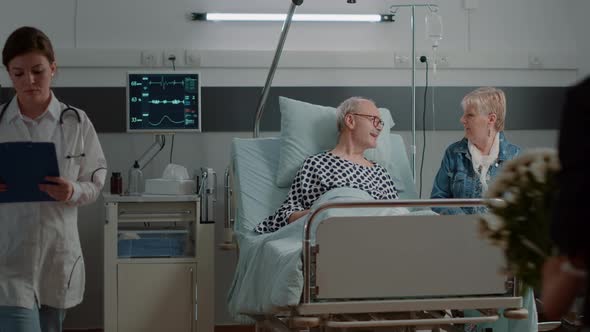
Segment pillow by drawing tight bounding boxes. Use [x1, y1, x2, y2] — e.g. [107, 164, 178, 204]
[276, 97, 402, 190]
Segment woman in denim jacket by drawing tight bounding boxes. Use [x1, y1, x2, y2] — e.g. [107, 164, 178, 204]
[431, 87, 539, 332]
[431, 87, 520, 215]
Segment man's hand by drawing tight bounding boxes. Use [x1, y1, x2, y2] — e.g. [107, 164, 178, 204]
[39, 176, 74, 202]
[288, 209, 310, 224]
[0, 183, 7, 192]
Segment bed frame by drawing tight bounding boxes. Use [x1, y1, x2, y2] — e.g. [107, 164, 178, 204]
[223, 136, 531, 331]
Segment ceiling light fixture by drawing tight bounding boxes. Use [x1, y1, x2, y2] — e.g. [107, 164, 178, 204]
[190, 12, 394, 23]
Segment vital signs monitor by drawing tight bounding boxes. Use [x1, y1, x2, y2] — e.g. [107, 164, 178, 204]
[126, 71, 201, 132]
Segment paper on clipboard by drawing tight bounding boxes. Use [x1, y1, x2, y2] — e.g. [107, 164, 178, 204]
[0, 142, 60, 203]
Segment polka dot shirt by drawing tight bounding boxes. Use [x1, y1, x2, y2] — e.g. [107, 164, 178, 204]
[254, 152, 399, 234]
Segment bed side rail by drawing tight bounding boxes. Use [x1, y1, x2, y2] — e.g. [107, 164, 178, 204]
[253, 310, 504, 331]
[302, 198, 507, 303]
[219, 166, 236, 250]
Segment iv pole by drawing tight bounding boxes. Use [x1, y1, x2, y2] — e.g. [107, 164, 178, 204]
[252, 0, 439, 183]
[253, 0, 303, 138]
[389, 4, 438, 182]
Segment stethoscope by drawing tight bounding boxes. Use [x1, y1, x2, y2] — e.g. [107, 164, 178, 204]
[1, 95, 81, 125]
[0, 96, 84, 159]
[0, 96, 107, 182]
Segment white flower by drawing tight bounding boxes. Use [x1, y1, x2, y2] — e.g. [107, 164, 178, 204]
[529, 160, 548, 183]
[482, 213, 504, 232]
[504, 189, 519, 204]
[480, 148, 558, 290]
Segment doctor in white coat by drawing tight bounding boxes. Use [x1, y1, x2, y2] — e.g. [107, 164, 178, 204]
[0, 26, 107, 332]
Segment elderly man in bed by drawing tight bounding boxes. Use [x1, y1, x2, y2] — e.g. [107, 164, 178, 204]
[254, 97, 399, 234]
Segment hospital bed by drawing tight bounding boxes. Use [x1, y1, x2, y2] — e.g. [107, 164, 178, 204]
[225, 133, 530, 331]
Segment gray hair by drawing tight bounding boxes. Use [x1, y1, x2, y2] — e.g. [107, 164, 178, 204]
[336, 97, 374, 132]
[461, 87, 507, 131]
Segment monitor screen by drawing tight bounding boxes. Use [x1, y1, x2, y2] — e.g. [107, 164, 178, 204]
[126, 71, 201, 132]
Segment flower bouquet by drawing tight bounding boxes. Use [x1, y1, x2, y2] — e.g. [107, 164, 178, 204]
[479, 148, 560, 291]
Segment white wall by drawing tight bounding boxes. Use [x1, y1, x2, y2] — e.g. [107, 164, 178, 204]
[0, 0, 583, 88]
[0, 0, 583, 328]
[572, 0, 590, 78]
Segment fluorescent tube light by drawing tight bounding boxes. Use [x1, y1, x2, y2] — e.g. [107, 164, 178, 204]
[191, 13, 394, 23]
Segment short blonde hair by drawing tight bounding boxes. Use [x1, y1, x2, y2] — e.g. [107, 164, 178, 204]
[461, 87, 506, 131]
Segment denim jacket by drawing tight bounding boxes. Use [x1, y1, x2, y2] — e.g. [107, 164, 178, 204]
[430, 132, 520, 215]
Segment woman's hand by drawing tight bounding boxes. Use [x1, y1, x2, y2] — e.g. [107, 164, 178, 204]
[39, 176, 74, 201]
[288, 209, 310, 223]
[0, 182, 7, 192]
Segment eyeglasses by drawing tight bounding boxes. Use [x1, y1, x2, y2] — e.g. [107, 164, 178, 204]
[350, 113, 384, 129]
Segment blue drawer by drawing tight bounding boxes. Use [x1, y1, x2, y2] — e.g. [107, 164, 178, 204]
[118, 231, 187, 258]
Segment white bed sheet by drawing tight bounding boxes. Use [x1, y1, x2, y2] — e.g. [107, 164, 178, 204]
[227, 186, 435, 322]
[227, 136, 426, 322]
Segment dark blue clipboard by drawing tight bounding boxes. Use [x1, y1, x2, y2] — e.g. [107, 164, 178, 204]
[0, 142, 60, 203]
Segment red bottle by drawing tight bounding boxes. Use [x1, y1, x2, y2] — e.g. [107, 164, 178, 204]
[110, 172, 123, 195]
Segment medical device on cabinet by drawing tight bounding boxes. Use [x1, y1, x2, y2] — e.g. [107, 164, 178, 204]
[125, 71, 202, 196]
[118, 70, 217, 258]
[103, 71, 215, 332]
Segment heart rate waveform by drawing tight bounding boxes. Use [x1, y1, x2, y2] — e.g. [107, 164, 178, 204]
[127, 72, 201, 132]
[130, 76, 198, 94]
[147, 77, 184, 90]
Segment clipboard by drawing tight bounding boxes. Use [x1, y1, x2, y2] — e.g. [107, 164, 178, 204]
[0, 142, 60, 203]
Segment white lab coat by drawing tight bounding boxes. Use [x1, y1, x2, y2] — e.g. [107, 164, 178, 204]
[0, 92, 107, 309]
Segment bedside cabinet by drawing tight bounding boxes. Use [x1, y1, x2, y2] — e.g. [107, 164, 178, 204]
[103, 194, 214, 332]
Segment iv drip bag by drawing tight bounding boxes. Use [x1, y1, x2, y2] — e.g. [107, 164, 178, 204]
[425, 10, 443, 47]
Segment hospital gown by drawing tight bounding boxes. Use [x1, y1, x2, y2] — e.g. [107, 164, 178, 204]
[254, 151, 398, 234]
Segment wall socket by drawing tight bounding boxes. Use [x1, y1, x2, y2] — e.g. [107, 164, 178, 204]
[141, 49, 200, 68]
[140, 50, 160, 67]
[185, 50, 201, 67]
[164, 49, 183, 67]
[394, 53, 411, 68]
[395, 53, 449, 69]
[415, 54, 449, 69]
